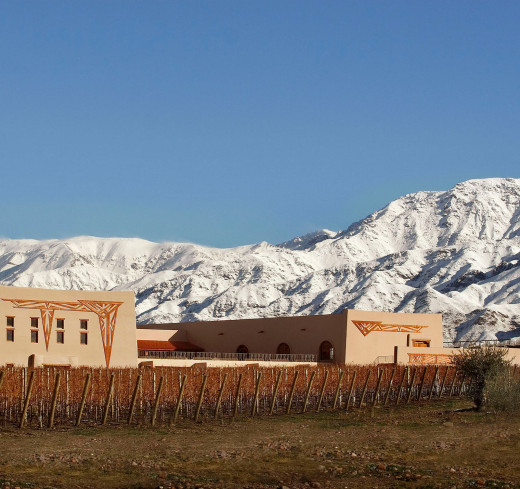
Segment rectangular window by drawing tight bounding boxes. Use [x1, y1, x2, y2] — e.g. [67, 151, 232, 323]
[31, 317, 38, 328]
[80, 319, 88, 330]
[412, 340, 430, 348]
[31, 330, 38, 343]
[80, 332, 88, 345]
[57, 331, 64, 344]
[6, 316, 14, 342]
[56, 319, 64, 329]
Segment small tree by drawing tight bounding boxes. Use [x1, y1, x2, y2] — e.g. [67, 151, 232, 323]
[451, 345, 511, 411]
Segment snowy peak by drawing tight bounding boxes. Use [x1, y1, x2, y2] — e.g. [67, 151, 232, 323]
[0, 177, 519, 342]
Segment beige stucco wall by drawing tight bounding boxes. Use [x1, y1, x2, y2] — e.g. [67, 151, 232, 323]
[140, 313, 348, 362]
[0, 285, 137, 368]
[345, 310, 443, 365]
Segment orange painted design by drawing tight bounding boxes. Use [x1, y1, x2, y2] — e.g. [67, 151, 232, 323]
[408, 353, 453, 365]
[2, 298, 122, 367]
[352, 320, 428, 336]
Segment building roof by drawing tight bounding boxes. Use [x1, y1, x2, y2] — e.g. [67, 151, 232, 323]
[137, 340, 204, 352]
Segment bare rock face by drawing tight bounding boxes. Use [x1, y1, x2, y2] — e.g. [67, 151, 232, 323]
[1, 177, 519, 342]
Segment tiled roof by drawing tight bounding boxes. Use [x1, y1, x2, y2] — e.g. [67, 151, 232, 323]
[137, 340, 204, 352]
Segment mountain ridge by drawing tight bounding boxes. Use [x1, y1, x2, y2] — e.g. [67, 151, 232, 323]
[1, 177, 519, 342]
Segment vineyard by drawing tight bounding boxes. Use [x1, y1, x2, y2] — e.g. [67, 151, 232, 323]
[0, 364, 470, 429]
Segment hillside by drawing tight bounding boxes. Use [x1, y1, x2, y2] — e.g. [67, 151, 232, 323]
[1, 177, 519, 342]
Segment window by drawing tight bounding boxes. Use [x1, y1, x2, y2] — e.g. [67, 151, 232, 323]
[80, 319, 88, 330]
[277, 343, 291, 355]
[319, 341, 334, 361]
[412, 340, 430, 348]
[56, 319, 64, 329]
[80, 332, 88, 345]
[6, 317, 14, 342]
[236, 344, 249, 354]
[30, 318, 39, 343]
[57, 331, 64, 344]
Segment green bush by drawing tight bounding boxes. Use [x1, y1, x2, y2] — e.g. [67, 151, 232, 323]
[451, 345, 511, 411]
[485, 371, 520, 412]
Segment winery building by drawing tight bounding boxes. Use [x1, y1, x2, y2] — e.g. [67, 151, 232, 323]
[0, 284, 458, 368]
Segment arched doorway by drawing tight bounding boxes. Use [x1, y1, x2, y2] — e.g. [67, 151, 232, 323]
[277, 343, 291, 355]
[319, 341, 334, 361]
[236, 344, 249, 354]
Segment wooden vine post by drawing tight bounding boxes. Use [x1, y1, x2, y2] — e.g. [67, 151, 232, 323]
[48, 371, 61, 429]
[438, 366, 450, 398]
[302, 371, 316, 413]
[372, 369, 384, 406]
[195, 374, 208, 423]
[172, 374, 187, 425]
[417, 367, 428, 401]
[269, 370, 283, 415]
[151, 376, 164, 426]
[19, 370, 35, 429]
[128, 374, 142, 425]
[76, 372, 91, 426]
[406, 368, 418, 404]
[214, 372, 228, 419]
[345, 370, 357, 411]
[429, 366, 440, 400]
[232, 373, 243, 421]
[102, 373, 115, 426]
[332, 370, 344, 410]
[383, 368, 396, 406]
[316, 370, 329, 412]
[358, 370, 372, 408]
[395, 367, 408, 406]
[251, 371, 263, 417]
[286, 370, 299, 415]
[448, 369, 459, 397]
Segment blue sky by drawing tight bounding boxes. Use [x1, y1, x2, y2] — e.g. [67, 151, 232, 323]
[1, 1, 519, 248]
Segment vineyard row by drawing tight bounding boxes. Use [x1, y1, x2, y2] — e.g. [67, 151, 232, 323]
[0, 364, 473, 429]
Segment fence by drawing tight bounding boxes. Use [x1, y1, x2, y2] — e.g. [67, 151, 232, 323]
[0, 364, 477, 429]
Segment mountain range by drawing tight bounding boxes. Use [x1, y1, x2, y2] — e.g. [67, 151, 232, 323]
[1, 177, 519, 343]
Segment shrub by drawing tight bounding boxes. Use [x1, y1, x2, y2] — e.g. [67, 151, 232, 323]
[485, 371, 520, 412]
[451, 345, 511, 411]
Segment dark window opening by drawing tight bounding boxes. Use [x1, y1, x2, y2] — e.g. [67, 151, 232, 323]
[236, 344, 249, 354]
[57, 331, 64, 344]
[57, 319, 64, 329]
[277, 343, 291, 355]
[6, 317, 14, 327]
[6, 329, 14, 342]
[80, 320, 88, 330]
[31, 330, 39, 343]
[319, 341, 334, 361]
[80, 332, 88, 345]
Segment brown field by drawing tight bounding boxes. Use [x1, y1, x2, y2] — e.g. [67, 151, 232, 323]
[1, 399, 519, 489]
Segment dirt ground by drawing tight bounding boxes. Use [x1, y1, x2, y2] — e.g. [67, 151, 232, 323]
[0, 399, 519, 489]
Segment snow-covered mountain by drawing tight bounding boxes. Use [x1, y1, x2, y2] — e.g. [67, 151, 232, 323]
[1, 178, 519, 342]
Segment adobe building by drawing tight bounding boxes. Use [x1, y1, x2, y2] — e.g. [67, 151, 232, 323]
[0, 285, 137, 368]
[3, 284, 518, 368]
[136, 309, 447, 367]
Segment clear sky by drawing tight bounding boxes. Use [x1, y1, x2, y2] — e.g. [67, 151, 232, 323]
[1, 1, 519, 248]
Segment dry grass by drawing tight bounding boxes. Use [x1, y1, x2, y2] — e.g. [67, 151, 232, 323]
[1, 399, 519, 489]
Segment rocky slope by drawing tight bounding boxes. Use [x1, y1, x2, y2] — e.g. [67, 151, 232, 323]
[1, 177, 519, 342]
